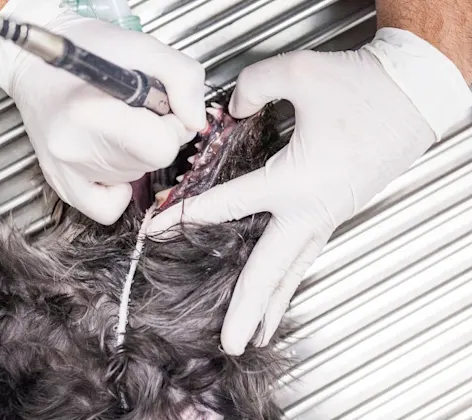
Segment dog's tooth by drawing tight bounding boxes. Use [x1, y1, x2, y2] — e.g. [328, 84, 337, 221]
[176, 175, 184, 183]
[187, 155, 196, 164]
[155, 187, 173, 207]
[195, 142, 203, 151]
[206, 107, 220, 118]
[210, 101, 223, 109]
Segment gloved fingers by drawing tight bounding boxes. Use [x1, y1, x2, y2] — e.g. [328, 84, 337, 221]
[72, 166, 147, 186]
[58, 93, 189, 170]
[229, 51, 304, 119]
[122, 112, 191, 166]
[63, 167, 132, 225]
[47, 119, 163, 181]
[137, 46, 207, 132]
[55, 18, 207, 132]
[220, 217, 314, 356]
[257, 232, 330, 347]
[147, 167, 270, 235]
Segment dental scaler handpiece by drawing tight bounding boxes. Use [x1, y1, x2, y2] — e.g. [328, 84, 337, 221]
[0, 17, 170, 115]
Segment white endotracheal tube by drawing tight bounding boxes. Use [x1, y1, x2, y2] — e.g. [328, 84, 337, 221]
[61, 0, 143, 31]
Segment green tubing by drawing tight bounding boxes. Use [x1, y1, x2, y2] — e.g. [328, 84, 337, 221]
[61, 0, 97, 18]
[61, 0, 143, 32]
[113, 15, 142, 32]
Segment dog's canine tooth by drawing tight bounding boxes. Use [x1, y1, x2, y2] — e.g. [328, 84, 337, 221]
[206, 107, 220, 118]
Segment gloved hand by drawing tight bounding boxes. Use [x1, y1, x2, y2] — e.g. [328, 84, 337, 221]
[0, 0, 206, 225]
[148, 29, 472, 355]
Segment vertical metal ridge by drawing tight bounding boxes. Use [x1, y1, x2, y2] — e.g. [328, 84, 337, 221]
[141, 0, 210, 33]
[0, 123, 25, 148]
[128, 0, 147, 8]
[200, 0, 340, 69]
[280, 224, 472, 351]
[283, 302, 472, 418]
[170, 0, 274, 50]
[341, 345, 472, 420]
[406, 380, 472, 420]
[24, 214, 55, 236]
[449, 405, 472, 420]
[282, 6, 376, 53]
[0, 97, 14, 114]
[0, 154, 37, 183]
[278, 267, 472, 388]
[0, 184, 44, 217]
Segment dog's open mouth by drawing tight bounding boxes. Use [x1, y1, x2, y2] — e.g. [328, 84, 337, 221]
[130, 101, 238, 213]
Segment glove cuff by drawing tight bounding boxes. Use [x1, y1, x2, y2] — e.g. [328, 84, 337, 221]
[364, 28, 472, 141]
[0, 0, 67, 94]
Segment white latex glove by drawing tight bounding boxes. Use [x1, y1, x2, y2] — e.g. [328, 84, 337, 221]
[148, 28, 472, 355]
[0, 0, 206, 225]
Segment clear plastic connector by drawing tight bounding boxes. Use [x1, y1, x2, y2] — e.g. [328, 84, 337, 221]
[61, 0, 143, 32]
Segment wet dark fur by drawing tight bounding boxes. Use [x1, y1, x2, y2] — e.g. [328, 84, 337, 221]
[0, 106, 291, 419]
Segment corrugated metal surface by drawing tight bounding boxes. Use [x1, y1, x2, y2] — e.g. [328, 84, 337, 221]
[1, 1, 472, 418]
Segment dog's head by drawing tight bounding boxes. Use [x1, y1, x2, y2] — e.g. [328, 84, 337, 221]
[0, 103, 291, 420]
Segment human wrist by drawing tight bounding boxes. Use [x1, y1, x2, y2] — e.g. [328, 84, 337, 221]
[0, 0, 8, 11]
[363, 28, 472, 141]
[376, 0, 472, 85]
[363, 0, 472, 141]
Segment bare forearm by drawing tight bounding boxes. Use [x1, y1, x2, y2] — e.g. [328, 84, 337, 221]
[0, 0, 7, 10]
[377, 0, 472, 84]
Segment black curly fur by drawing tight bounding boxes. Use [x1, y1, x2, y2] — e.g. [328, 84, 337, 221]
[0, 105, 292, 420]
